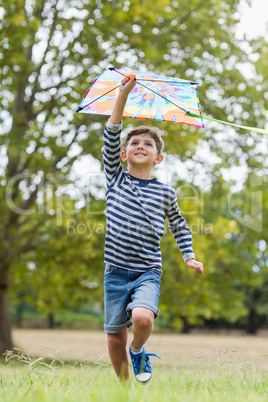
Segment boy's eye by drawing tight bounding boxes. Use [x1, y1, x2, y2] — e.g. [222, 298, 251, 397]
[131, 141, 152, 146]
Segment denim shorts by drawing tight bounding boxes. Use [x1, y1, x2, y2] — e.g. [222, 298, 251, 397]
[103, 264, 162, 334]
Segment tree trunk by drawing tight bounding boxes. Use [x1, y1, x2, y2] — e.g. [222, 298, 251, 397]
[16, 304, 23, 328]
[48, 313, 55, 329]
[181, 316, 190, 333]
[0, 284, 14, 356]
[247, 307, 257, 334]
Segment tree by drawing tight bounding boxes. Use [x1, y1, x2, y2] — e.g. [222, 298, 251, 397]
[0, 0, 267, 353]
[9, 194, 106, 328]
[160, 179, 248, 330]
[228, 172, 268, 333]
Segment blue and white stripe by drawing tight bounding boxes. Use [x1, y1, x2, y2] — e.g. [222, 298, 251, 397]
[103, 120, 195, 272]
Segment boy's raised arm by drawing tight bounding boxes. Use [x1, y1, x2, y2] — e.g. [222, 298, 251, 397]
[102, 75, 136, 188]
[109, 75, 136, 125]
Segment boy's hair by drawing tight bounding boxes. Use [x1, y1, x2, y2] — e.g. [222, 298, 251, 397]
[123, 126, 164, 155]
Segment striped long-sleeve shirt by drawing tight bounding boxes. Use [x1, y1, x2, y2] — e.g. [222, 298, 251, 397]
[103, 120, 195, 272]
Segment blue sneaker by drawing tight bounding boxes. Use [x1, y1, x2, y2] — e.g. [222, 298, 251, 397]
[129, 345, 160, 384]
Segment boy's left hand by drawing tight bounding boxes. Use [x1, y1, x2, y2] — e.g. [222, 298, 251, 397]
[186, 259, 203, 274]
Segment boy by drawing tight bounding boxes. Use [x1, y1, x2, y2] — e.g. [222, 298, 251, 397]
[103, 74, 203, 384]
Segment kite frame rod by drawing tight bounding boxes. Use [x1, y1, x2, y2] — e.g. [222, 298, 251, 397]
[76, 84, 121, 112]
[112, 68, 189, 113]
[135, 79, 197, 84]
[109, 67, 197, 85]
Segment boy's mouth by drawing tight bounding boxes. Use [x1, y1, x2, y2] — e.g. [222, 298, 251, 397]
[135, 152, 146, 156]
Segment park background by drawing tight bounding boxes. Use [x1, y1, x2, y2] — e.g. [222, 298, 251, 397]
[0, 0, 268, 365]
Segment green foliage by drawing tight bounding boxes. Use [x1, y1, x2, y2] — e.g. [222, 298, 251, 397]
[161, 170, 268, 329]
[9, 194, 106, 317]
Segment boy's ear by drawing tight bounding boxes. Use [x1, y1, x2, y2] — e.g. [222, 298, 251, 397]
[121, 150, 128, 162]
[154, 154, 164, 165]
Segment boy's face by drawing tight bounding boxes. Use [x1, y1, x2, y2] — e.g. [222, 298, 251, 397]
[121, 133, 163, 168]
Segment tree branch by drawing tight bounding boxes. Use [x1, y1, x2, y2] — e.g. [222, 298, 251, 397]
[28, 1, 60, 105]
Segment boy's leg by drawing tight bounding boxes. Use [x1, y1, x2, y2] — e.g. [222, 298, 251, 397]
[107, 327, 130, 382]
[127, 270, 161, 383]
[131, 307, 154, 350]
[104, 265, 132, 382]
[128, 270, 161, 351]
[128, 307, 159, 383]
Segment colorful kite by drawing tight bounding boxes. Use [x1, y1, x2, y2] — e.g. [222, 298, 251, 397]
[76, 67, 268, 135]
[76, 67, 204, 128]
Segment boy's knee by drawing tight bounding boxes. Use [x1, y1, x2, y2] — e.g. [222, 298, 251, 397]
[132, 307, 154, 329]
[107, 331, 127, 351]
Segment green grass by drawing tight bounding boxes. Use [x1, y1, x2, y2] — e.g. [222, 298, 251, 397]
[0, 349, 267, 401]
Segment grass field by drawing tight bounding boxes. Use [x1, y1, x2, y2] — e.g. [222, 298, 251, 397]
[0, 330, 267, 401]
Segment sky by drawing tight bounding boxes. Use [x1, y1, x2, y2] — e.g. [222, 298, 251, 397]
[237, 0, 268, 39]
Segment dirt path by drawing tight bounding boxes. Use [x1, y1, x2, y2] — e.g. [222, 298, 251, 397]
[12, 329, 268, 369]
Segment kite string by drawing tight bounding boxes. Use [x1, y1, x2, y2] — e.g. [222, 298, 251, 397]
[187, 112, 268, 135]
